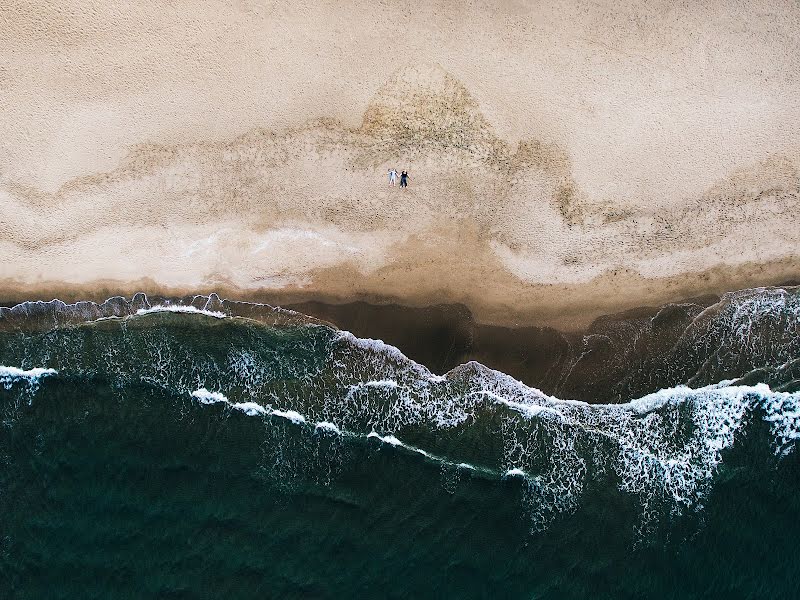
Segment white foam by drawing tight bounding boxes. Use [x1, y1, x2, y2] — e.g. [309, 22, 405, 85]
[336, 331, 445, 382]
[190, 388, 266, 417]
[190, 388, 313, 422]
[359, 379, 399, 389]
[168, 349, 800, 533]
[191, 388, 228, 404]
[271, 409, 306, 424]
[0, 366, 58, 380]
[760, 390, 800, 456]
[492, 395, 565, 420]
[137, 305, 227, 319]
[315, 421, 341, 434]
[233, 402, 269, 417]
[367, 431, 403, 446]
[504, 468, 527, 478]
[0, 365, 57, 391]
[364, 431, 438, 459]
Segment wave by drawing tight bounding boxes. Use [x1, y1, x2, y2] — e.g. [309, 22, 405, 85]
[182, 363, 798, 529]
[0, 292, 324, 333]
[504, 468, 527, 478]
[192, 388, 287, 419]
[0, 365, 58, 380]
[314, 421, 341, 434]
[136, 305, 227, 319]
[2, 286, 798, 397]
[0, 365, 58, 392]
[186, 384, 490, 478]
[365, 431, 405, 446]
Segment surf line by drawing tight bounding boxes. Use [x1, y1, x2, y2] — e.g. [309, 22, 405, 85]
[137, 305, 227, 319]
[366, 430, 504, 479]
[189, 388, 501, 478]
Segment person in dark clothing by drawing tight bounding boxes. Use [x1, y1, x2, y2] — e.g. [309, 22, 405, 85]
[399, 171, 409, 188]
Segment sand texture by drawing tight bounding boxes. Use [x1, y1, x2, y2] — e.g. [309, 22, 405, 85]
[1, 0, 799, 328]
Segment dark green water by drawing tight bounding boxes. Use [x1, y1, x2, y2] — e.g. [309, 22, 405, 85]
[1, 290, 799, 599]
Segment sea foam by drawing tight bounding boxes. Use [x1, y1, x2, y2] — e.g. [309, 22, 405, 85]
[0, 366, 58, 389]
[137, 305, 227, 319]
[191, 388, 229, 404]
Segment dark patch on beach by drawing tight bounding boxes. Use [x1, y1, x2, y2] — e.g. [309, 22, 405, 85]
[287, 290, 799, 403]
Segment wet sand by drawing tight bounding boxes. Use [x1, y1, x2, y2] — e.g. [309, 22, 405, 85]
[283, 296, 722, 402]
[1, 254, 797, 331]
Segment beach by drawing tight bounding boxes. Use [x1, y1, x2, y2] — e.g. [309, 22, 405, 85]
[2, 1, 798, 332]
[2, 3, 800, 597]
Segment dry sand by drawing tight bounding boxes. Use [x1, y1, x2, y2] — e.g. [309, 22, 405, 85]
[1, 1, 799, 329]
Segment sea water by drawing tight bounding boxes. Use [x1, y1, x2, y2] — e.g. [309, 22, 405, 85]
[0, 292, 799, 598]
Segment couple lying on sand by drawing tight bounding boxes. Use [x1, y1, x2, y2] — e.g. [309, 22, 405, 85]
[388, 169, 409, 188]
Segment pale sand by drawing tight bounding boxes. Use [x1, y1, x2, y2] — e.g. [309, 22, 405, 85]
[1, 1, 799, 329]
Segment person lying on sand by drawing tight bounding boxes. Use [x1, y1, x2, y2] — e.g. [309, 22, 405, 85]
[388, 168, 398, 186]
[400, 170, 409, 188]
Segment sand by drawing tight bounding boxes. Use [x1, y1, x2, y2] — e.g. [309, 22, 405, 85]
[1, 1, 799, 329]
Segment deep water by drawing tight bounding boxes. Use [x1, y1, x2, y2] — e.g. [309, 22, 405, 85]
[0, 290, 799, 599]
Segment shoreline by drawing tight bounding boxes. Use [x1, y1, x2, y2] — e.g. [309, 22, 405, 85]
[1, 255, 796, 330]
[2, 280, 796, 401]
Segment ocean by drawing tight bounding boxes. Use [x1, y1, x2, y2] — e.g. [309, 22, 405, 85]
[0, 289, 799, 599]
